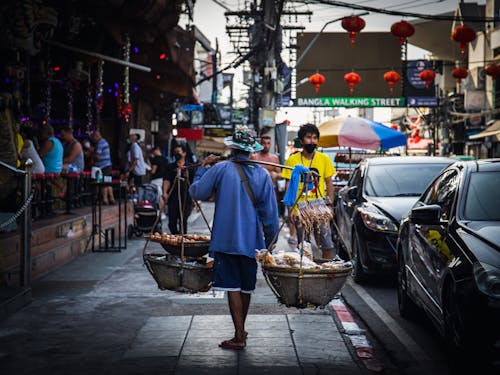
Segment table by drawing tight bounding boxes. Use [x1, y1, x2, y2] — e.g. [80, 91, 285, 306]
[90, 180, 128, 252]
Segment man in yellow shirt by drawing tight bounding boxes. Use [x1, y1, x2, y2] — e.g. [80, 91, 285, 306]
[282, 123, 336, 259]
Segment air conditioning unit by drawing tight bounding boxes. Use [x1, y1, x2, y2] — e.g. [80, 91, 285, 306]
[470, 67, 486, 90]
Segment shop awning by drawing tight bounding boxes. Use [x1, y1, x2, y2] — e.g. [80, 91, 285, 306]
[195, 137, 227, 154]
[469, 120, 500, 140]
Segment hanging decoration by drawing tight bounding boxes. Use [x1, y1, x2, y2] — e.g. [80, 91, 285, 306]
[383, 71, 401, 94]
[121, 34, 132, 122]
[451, 67, 468, 84]
[96, 60, 104, 112]
[86, 83, 94, 134]
[390, 20, 415, 45]
[419, 69, 436, 89]
[67, 81, 74, 127]
[309, 73, 325, 93]
[341, 16, 365, 47]
[484, 63, 500, 79]
[451, 25, 476, 58]
[344, 72, 361, 94]
[45, 48, 52, 125]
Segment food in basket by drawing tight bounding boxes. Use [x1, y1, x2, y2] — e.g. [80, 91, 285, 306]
[149, 232, 211, 245]
[258, 249, 351, 271]
[296, 199, 333, 233]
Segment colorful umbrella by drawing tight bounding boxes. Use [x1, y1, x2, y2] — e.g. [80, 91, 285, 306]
[318, 117, 406, 150]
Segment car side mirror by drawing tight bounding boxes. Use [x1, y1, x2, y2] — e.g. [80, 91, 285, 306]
[410, 205, 441, 225]
[347, 186, 358, 200]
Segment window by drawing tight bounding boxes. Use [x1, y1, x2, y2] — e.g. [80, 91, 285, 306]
[423, 170, 459, 221]
[463, 171, 500, 221]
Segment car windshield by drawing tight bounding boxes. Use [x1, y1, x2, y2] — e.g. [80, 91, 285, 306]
[463, 171, 500, 221]
[364, 163, 448, 197]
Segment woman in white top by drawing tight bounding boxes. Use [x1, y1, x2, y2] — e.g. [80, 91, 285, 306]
[20, 126, 45, 174]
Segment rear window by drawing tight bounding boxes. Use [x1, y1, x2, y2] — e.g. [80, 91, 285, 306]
[364, 163, 448, 197]
[463, 171, 500, 221]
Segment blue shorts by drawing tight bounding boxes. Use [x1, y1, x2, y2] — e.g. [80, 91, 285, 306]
[212, 252, 257, 294]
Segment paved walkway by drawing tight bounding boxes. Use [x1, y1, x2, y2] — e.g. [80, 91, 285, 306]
[0, 203, 369, 374]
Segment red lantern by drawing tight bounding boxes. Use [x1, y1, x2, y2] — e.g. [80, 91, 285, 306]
[419, 69, 436, 89]
[451, 67, 468, 84]
[383, 71, 401, 94]
[451, 25, 476, 58]
[485, 64, 500, 79]
[341, 16, 366, 47]
[309, 73, 325, 93]
[390, 21, 415, 45]
[344, 72, 361, 94]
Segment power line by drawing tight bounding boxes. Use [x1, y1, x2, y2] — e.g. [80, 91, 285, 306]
[297, 0, 500, 22]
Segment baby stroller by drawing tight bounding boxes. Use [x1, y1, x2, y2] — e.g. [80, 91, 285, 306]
[128, 183, 162, 239]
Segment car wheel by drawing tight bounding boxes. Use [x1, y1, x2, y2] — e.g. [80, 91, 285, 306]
[351, 231, 366, 283]
[397, 251, 419, 319]
[127, 224, 134, 240]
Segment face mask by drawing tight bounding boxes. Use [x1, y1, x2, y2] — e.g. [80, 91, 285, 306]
[303, 143, 317, 154]
[174, 153, 182, 161]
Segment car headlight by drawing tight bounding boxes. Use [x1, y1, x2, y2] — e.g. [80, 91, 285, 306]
[358, 205, 398, 233]
[473, 262, 500, 299]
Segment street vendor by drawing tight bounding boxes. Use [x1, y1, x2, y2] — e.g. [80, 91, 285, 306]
[189, 127, 279, 350]
[282, 123, 337, 260]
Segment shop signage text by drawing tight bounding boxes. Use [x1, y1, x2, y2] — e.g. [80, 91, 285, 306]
[296, 97, 406, 107]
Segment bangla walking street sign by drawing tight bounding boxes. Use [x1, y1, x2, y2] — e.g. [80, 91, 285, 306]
[296, 97, 406, 107]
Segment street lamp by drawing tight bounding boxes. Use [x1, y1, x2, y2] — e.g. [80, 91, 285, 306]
[283, 12, 369, 94]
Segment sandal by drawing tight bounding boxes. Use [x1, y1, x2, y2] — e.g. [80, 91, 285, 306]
[219, 338, 246, 350]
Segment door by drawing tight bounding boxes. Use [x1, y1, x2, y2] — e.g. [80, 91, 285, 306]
[409, 170, 459, 319]
[336, 165, 362, 252]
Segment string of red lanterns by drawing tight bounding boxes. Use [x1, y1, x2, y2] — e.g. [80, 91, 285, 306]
[419, 69, 436, 89]
[309, 73, 326, 93]
[485, 64, 500, 79]
[451, 25, 476, 58]
[451, 67, 468, 84]
[383, 71, 401, 94]
[344, 72, 361, 94]
[390, 20, 415, 45]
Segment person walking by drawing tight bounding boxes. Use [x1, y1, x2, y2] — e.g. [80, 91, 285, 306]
[282, 123, 337, 259]
[150, 146, 167, 208]
[91, 129, 115, 204]
[163, 143, 195, 235]
[125, 133, 146, 188]
[251, 135, 281, 185]
[189, 128, 279, 350]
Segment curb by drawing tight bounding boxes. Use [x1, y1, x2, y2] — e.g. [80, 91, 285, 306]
[330, 298, 384, 373]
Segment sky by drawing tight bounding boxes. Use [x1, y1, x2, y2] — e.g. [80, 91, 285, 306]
[186, 0, 487, 125]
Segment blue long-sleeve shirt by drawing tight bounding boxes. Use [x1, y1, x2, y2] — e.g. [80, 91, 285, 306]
[189, 154, 279, 258]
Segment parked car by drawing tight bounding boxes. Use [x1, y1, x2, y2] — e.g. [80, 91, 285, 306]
[335, 156, 454, 281]
[397, 159, 500, 361]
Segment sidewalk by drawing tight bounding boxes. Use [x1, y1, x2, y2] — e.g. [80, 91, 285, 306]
[0, 203, 369, 375]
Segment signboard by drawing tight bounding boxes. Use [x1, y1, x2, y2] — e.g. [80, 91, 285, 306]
[404, 60, 438, 104]
[407, 97, 439, 107]
[296, 97, 405, 107]
[204, 127, 233, 138]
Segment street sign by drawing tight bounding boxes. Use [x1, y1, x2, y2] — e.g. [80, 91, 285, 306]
[296, 97, 405, 107]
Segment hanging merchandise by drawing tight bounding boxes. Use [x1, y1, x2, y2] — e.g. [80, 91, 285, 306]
[86, 83, 94, 133]
[451, 67, 468, 84]
[344, 72, 361, 94]
[309, 73, 325, 93]
[484, 64, 500, 79]
[121, 34, 132, 122]
[451, 25, 476, 58]
[383, 71, 401, 94]
[67, 81, 74, 127]
[96, 60, 104, 112]
[341, 16, 365, 47]
[419, 69, 436, 89]
[390, 20, 415, 45]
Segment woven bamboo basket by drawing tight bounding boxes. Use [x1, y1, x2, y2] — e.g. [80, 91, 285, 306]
[145, 236, 210, 258]
[261, 261, 351, 308]
[144, 254, 212, 293]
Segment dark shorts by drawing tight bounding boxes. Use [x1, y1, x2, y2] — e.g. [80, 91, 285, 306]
[212, 252, 257, 294]
[129, 173, 143, 187]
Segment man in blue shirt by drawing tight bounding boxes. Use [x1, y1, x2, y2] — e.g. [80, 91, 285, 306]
[189, 128, 279, 350]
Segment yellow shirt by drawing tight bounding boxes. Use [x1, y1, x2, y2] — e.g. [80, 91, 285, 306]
[282, 151, 335, 203]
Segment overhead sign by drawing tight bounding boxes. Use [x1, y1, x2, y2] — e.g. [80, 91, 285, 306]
[296, 97, 405, 107]
[407, 97, 439, 107]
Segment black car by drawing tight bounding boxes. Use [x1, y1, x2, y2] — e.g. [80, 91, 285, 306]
[335, 156, 454, 281]
[397, 159, 500, 360]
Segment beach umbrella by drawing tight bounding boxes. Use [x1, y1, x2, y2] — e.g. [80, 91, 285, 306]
[318, 117, 407, 150]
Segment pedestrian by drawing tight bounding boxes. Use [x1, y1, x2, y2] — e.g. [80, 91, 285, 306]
[149, 146, 167, 208]
[189, 127, 279, 350]
[282, 123, 337, 259]
[91, 129, 115, 205]
[163, 143, 195, 234]
[124, 133, 146, 188]
[251, 135, 281, 185]
[39, 124, 63, 174]
[60, 126, 84, 173]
